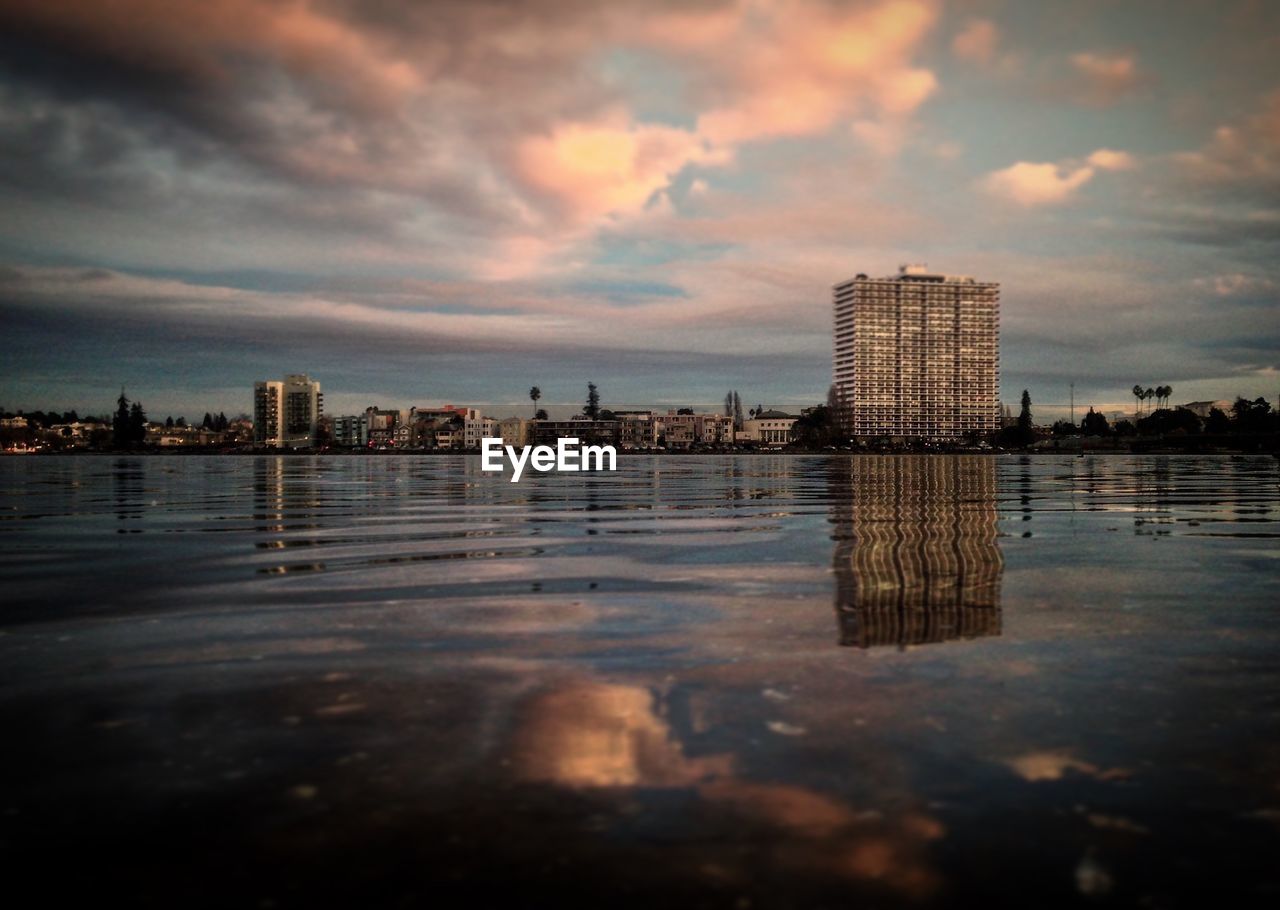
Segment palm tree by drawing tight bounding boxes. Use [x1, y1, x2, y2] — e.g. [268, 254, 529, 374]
[1145, 387, 1155, 417]
[529, 386, 541, 418]
[1163, 385, 1173, 410]
[1132, 384, 1144, 420]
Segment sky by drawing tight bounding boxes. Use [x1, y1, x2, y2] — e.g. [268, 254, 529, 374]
[0, 0, 1277, 421]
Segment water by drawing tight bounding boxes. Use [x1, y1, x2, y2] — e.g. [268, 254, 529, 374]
[1, 454, 1278, 907]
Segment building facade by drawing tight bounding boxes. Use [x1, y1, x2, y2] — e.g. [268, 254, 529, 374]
[332, 414, 369, 448]
[833, 265, 999, 442]
[614, 411, 660, 449]
[530, 419, 621, 447]
[253, 373, 322, 448]
[659, 411, 735, 448]
[741, 410, 798, 446]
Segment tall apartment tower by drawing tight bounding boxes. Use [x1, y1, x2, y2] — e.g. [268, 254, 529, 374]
[832, 264, 999, 441]
[253, 373, 323, 448]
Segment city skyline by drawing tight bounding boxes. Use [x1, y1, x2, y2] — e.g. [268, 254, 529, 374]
[1, 1, 1277, 417]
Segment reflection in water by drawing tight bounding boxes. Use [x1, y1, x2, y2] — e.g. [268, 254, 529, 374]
[830, 457, 1003, 649]
[514, 681, 733, 788]
[511, 678, 943, 897]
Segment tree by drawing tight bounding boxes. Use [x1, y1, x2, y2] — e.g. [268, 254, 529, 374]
[1132, 384, 1144, 420]
[724, 392, 734, 418]
[792, 406, 833, 448]
[1205, 407, 1231, 434]
[529, 386, 542, 418]
[175, 416, 187, 428]
[583, 382, 600, 420]
[202, 412, 213, 429]
[165, 416, 174, 429]
[677, 407, 694, 415]
[1051, 420, 1079, 437]
[217, 412, 228, 431]
[534, 409, 548, 421]
[1138, 406, 1200, 436]
[113, 390, 131, 448]
[1081, 408, 1110, 436]
[128, 401, 147, 446]
[1232, 396, 1273, 434]
[733, 391, 744, 430]
[1145, 387, 1155, 415]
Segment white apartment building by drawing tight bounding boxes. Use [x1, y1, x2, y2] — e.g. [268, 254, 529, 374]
[463, 408, 497, 448]
[253, 373, 322, 448]
[833, 265, 999, 441]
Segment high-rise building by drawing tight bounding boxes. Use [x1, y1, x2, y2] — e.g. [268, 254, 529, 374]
[253, 373, 322, 448]
[833, 264, 999, 441]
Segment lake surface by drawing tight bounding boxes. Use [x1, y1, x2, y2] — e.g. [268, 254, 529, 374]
[1, 454, 1278, 907]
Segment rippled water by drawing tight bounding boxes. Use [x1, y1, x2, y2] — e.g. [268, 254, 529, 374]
[1, 454, 1278, 907]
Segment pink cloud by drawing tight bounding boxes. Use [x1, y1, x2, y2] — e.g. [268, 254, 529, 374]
[952, 19, 999, 67]
[1068, 51, 1145, 106]
[515, 116, 727, 225]
[983, 161, 1097, 206]
[1086, 149, 1137, 171]
[983, 148, 1135, 205]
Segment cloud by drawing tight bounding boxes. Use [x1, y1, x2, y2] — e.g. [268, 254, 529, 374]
[0, 0, 943, 279]
[952, 19, 998, 67]
[1068, 51, 1145, 106]
[983, 161, 1096, 206]
[1174, 89, 1280, 193]
[982, 147, 1136, 205]
[514, 115, 726, 225]
[1087, 148, 1137, 171]
[684, 0, 940, 145]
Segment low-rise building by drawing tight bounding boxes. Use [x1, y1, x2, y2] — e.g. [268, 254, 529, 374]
[462, 408, 498, 448]
[530, 418, 620, 447]
[742, 410, 798, 446]
[614, 411, 659, 449]
[364, 407, 401, 447]
[1181, 400, 1231, 419]
[332, 415, 370, 448]
[658, 411, 735, 448]
[496, 417, 531, 447]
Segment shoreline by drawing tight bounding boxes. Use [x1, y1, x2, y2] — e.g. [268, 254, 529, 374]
[5, 445, 1277, 458]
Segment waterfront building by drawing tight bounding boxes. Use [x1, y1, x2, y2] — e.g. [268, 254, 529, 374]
[332, 414, 369, 448]
[253, 373, 322, 448]
[363, 407, 400, 447]
[530, 418, 621, 448]
[613, 411, 660, 449]
[742, 410, 798, 446]
[833, 265, 999, 442]
[658, 411, 735, 448]
[462, 408, 498, 448]
[496, 417, 531, 448]
[1181, 400, 1231, 419]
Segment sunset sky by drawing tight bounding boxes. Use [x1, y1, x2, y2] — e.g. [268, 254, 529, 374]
[1, 0, 1277, 419]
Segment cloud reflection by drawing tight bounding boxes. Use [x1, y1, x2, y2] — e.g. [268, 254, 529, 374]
[510, 676, 943, 896]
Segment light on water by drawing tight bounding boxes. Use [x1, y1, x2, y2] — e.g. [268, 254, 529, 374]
[1, 454, 1278, 906]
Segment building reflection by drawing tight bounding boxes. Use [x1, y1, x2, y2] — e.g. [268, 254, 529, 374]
[829, 456, 1003, 649]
